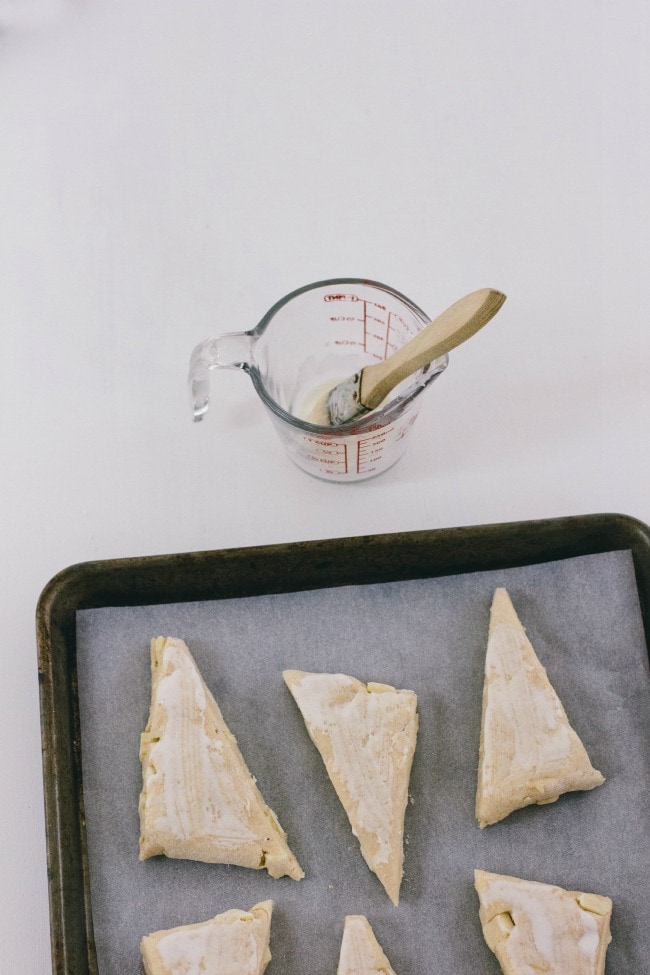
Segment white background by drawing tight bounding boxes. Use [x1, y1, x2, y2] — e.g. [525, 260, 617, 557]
[1, 1, 648, 972]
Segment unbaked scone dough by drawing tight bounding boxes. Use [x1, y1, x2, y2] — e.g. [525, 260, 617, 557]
[139, 637, 303, 880]
[283, 669, 418, 905]
[476, 589, 604, 827]
[141, 900, 273, 975]
[337, 915, 397, 975]
[475, 869, 612, 975]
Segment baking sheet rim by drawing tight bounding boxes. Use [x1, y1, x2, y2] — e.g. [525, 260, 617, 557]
[36, 511, 650, 974]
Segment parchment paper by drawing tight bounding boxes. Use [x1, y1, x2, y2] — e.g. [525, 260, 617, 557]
[76, 549, 650, 974]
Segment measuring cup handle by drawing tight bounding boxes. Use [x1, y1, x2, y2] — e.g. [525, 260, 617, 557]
[188, 332, 254, 421]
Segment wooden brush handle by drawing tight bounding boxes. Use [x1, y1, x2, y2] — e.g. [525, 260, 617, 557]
[359, 287, 506, 410]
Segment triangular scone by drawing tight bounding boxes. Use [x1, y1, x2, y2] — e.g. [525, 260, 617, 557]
[476, 589, 604, 827]
[475, 870, 612, 975]
[139, 637, 303, 880]
[141, 900, 273, 975]
[283, 670, 418, 905]
[337, 915, 398, 975]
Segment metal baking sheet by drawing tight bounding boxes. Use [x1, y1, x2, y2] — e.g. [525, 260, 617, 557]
[36, 514, 650, 974]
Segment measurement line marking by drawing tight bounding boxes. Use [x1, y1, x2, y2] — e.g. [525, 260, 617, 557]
[384, 311, 392, 360]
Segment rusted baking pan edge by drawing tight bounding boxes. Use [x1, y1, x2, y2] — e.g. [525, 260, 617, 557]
[35, 512, 650, 974]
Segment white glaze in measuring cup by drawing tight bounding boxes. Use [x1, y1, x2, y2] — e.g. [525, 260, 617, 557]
[188, 279, 449, 482]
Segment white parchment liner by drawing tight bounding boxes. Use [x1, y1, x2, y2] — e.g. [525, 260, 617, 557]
[76, 550, 650, 974]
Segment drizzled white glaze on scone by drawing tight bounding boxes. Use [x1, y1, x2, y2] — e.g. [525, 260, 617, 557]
[476, 589, 604, 827]
[337, 915, 397, 975]
[475, 870, 612, 975]
[139, 637, 303, 880]
[141, 900, 273, 975]
[283, 669, 418, 904]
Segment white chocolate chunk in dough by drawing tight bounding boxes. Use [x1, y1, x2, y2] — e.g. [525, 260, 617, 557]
[139, 637, 303, 880]
[141, 900, 273, 975]
[283, 670, 418, 905]
[475, 870, 612, 975]
[476, 588, 605, 828]
[337, 915, 398, 975]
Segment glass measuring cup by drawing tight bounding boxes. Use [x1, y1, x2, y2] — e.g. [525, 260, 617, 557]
[188, 278, 449, 482]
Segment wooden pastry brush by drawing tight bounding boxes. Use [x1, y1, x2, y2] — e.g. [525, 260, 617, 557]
[321, 287, 506, 426]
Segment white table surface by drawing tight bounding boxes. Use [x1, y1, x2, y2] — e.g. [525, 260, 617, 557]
[1, 1, 649, 972]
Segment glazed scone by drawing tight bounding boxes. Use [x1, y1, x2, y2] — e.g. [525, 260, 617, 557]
[141, 900, 273, 975]
[476, 589, 604, 827]
[283, 670, 418, 905]
[337, 915, 397, 975]
[139, 637, 303, 880]
[475, 870, 612, 975]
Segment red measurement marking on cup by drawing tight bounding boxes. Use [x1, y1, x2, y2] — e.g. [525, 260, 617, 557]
[356, 427, 390, 473]
[324, 293, 418, 361]
[304, 435, 349, 475]
[384, 311, 393, 360]
[395, 414, 418, 441]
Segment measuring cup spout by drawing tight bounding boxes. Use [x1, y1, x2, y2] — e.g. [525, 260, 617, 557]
[188, 332, 254, 421]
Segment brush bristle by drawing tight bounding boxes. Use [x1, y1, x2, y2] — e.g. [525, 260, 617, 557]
[307, 394, 332, 426]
